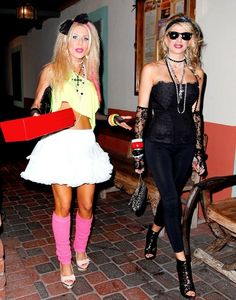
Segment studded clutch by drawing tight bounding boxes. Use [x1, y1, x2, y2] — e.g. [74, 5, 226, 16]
[128, 174, 147, 212]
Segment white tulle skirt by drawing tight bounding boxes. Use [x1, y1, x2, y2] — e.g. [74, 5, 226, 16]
[21, 129, 113, 187]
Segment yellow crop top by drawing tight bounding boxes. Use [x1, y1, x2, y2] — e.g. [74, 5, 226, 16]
[51, 72, 99, 129]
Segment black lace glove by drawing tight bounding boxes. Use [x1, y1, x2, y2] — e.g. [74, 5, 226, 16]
[192, 111, 207, 176]
[132, 106, 149, 174]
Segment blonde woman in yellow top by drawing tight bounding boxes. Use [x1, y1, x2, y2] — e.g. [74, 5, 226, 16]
[21, 14, 128, 289]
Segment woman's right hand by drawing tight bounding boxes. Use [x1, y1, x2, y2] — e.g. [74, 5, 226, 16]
[114, 115, 132, 130]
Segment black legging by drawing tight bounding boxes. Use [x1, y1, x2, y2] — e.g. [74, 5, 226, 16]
[145, 140, 195, 253]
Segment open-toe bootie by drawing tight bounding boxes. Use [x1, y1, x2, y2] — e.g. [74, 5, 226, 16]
[144, 225, 159, 260]
[60, 263, 75, 289]
[176, 259, 195, 299]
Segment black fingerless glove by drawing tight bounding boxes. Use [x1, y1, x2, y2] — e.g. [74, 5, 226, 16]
[134, 106, 149, 139]
[192, 111, 207, 176]
[30, 107, 41, 116]
[131, 106, 149, 173]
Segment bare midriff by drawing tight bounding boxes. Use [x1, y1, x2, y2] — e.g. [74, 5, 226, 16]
[73, 112, 91, 129]
[60, 101, 92, 130]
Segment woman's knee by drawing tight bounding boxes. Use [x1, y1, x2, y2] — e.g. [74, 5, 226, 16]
[76, 184, 95, 216]
[54, 205, 71, 217]
[78, 201, 93, 217]
[52, 184, 72, 217]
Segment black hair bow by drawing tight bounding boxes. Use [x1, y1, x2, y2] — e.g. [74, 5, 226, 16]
[59, 19, 73, 35]
[59, 13, 89, 35]
[74, 13, 89, 24]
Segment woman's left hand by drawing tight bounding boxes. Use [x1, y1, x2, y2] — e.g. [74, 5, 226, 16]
[192, 154, 206, 176]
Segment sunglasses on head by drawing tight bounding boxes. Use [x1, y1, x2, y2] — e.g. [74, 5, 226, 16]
[167, 31, 192, 41]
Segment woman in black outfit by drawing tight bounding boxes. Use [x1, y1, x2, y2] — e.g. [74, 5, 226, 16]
[131, 14, 206, 298]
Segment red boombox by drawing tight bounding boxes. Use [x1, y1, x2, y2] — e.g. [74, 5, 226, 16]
[0, 108, 75, 142]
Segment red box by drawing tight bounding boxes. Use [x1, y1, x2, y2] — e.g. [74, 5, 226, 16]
[0, 108, 75, 142]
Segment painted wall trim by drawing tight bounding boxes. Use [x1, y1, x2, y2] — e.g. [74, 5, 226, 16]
[89, 6, 108, 114]
[233, 150, 236, 197]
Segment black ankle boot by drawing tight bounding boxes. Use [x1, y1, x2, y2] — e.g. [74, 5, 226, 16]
[176, 259, 195, 299]
[144, 225, 159, 260]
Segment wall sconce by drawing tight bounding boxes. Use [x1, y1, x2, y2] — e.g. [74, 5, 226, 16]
[17, 1, 37, 20]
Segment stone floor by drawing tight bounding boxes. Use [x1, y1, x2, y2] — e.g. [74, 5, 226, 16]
[0, 142, 236, 300]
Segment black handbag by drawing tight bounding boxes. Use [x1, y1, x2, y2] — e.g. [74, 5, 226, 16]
[128, 174, 147, 212]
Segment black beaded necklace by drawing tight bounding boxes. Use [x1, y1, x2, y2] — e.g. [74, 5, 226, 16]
[167, 56, 186, 63]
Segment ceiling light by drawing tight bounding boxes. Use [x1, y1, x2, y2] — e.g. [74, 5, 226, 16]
[17, 1, 37, 20]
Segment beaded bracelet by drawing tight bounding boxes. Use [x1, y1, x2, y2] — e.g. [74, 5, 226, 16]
[108, 114, 119, 126]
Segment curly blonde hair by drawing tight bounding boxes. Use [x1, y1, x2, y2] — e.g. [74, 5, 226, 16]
[158, 14, 204, 72]
[49, 19, 101, 100]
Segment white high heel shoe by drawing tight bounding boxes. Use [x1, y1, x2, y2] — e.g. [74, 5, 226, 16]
[76, 252, 90, 271]
[60, 263, 75, 289]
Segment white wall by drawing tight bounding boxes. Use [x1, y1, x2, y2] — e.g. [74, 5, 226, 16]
[196, 0, 236, 126]
[6, 0, 137, 111]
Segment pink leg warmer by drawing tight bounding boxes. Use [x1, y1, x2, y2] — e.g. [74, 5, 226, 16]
[73, 214, 93, 253]
[52, 212, 71, 264]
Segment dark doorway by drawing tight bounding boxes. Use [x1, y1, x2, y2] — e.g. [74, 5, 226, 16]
[11, 49, 22, 103]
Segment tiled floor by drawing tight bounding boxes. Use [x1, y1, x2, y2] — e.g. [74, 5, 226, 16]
[1, 142, 236, 299]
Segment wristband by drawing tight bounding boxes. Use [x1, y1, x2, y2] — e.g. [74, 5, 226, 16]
[131, 141, 144, 150]
[30, 107, 41, 116]
[131, 138, 144, 150]
[108, 114, 119, 126]
[133, 153, 144, 159]
[114, 115, 125, 124]
[132, 149, 144, 157]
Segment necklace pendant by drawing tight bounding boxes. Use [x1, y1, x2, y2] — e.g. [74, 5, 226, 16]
[178, 87, 184, 99]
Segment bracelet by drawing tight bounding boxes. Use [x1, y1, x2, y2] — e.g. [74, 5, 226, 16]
[114, 115, 124, 124]
[108, 114, 119, 126]
[131, 138, 143, 150]
[30, 107, 41, 116]
[132, 149, 143, 157]
[133, 153, 144, 159]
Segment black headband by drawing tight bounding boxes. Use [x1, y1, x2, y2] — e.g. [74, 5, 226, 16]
[59, 13, 89, 35]
[165, 15, 202, 38]
[165, 16, 193, 31]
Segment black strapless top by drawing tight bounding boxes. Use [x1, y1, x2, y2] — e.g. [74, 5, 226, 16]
[146, 81, 199, 144]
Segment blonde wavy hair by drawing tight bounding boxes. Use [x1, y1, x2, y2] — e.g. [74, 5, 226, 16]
[158, 14, 204, 72]
[49, 19, 101, 100]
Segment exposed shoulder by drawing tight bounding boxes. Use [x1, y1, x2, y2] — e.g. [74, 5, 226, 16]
[141, 60, 165, 82]
[143, 60, 165, 71]
[40, 63, 52, 77]
[142, 62, 156, 73]
[195, 66, 205, 82]
[38, 63, 53, 86]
